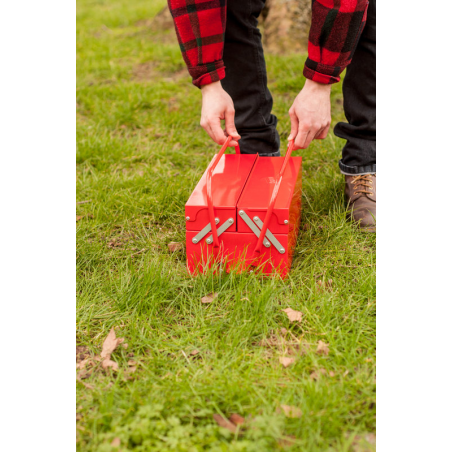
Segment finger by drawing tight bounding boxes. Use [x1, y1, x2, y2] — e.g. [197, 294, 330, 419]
[224, 109, 241, 146]
[315, 124, 330, 140]
[223, 131, 239, 147]
[301, 127, 318, 149]
[208, 116, 227, 145]
[294, 130, 309, 150]
[201, 120, 217, 144]
[288, 109, 298, 142]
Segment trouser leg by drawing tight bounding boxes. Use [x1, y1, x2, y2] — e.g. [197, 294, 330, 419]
[334, 0, 376, 175]
[221, 0, 280, 156]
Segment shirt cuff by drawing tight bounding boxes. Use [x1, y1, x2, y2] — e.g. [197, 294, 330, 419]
[188, 61, 226, 88]
[303, 57, 344, 85]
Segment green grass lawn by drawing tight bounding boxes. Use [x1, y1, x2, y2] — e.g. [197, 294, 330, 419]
[76, 1, 376, 450]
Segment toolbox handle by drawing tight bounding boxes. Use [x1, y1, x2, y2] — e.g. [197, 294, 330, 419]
[206, 136, 240, 247]
[254, 139, 295, 255]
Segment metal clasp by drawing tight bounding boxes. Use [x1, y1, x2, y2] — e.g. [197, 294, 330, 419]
[239, 210, 285, 254]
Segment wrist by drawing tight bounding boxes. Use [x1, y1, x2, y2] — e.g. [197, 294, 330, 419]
[201, 80, 223, 94]
[303, 78, 332, 93]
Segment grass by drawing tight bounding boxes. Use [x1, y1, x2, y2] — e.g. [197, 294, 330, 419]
[76, 0, 376, 450]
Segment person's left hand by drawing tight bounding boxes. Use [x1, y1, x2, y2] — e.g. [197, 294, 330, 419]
[288, 79, 332, 150]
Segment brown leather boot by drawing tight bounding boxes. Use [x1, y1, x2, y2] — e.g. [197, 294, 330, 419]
[344, 174, 376, 232]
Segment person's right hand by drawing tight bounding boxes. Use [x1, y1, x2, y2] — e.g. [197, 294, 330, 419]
[200, 81, 240, 147]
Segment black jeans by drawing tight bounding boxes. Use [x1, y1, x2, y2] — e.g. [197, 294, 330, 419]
[221, 0, 280, 156]
[221, 0, 376, 174]
[334, 0, 376, 175]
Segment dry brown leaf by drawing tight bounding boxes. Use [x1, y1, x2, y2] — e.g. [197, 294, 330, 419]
[102, 359, 119, 371]
[280, 405, 302, 418]
[76, 215, 83, 221]
[316, 340, 330, 355]
[76, 345, 89, 363]
[77, 369, 91, 379]
[282, 308, 302, 323]
[310, 368, 327, 380]
[168, 241, 183, 252]
[127, 366, 137, 373]
[229, 413, 245, 426]
[76, 359, 87, 370]
[128, 360, 136, 366]
[190, 350, 200, 356]
[122, 343, 129, 349]
[201, 292, 218, 304]
[101, 328, 121, 359]
[212, 414, 237, 433]
[111, 437, 121, 447]
[280, 327, 288, 335]
[279, 357, 295, 368]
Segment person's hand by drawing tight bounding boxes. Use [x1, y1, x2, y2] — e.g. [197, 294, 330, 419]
[200, 81, 241, 147]
[288, 79, 332, 150]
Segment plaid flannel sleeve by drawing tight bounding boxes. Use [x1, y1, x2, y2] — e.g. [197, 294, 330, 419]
[304, 0, 369, 84]
[167, 0, 227, 88]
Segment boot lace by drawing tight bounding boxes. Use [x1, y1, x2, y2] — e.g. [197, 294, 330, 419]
[352, 174, 374, 196]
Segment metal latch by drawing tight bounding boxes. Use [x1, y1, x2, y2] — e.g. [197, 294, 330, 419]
[191, 218, 220, 244]
[239, 210, 285, 254]
[206, 218, 234, 244]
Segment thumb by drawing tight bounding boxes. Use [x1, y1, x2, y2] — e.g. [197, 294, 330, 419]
[225, 108, 240, 139]
[288, 109, 298, 141]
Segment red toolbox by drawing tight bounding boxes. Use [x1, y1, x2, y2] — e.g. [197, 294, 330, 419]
[185, 137, 302, 278]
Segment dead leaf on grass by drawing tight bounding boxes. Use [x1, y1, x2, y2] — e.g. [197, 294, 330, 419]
[213, 414, 237, 433]
[279, 404, 302, 418]
[190, 350, 200, 356]
[76, 358, 91, 370]
[310, 368, 328, 380]
[316, 340, 329, 355]
[279, 357, 295, 368]
[111, 437, 121, 447]
[168, 241, 183, 252]
[101, 328, 122, 359]
[282, 308, 302, 323]
[201, 292, 218, 304]
[102, 359, 119, 371]
[76, 345, 89, 363]
[229, 413, 245, 426]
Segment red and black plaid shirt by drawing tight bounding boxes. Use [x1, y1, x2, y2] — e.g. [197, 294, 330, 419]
[168, 0, 369, 87]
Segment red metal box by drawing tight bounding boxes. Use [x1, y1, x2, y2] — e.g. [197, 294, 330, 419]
[185, 153, 257, 232]
[185, 138, 302, 278]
